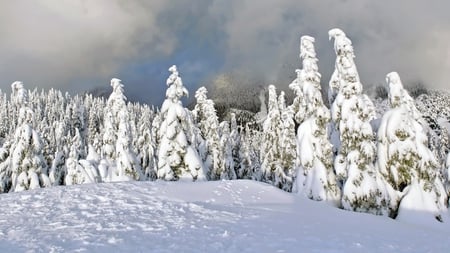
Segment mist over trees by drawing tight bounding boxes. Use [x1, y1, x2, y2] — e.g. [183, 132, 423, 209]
[0, 28, 449, 223]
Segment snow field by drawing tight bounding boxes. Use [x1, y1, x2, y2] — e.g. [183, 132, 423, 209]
[1, 180, 449, 253]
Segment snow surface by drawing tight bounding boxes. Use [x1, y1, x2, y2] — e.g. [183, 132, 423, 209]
[0, 180, 449, 253]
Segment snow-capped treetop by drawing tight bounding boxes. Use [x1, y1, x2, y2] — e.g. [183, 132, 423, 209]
[255, 88, 268, 124]
[300, 36, 321, 85]
[194, 86, 208, 104]
[328, 28, 354, 58]
[300, 35, 317, 60]
[385, 72, 417, 112]
[328, 28, 361, 98]
[110, 78, 124, 94]
[386, 72, 426, 130]
[166, 65, 179, 86]
[11, 81, 28, 106]
[165, 65, 188, 103]
[289, 35, 323, 124]
[107, 78, 127, 115]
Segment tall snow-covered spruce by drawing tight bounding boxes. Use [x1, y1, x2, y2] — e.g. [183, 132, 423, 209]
[328, 29, 391, 215]
[193, 86, 221, 180]
[378, 72, 447, 221]
[261, 85, 293, 191]
[291, 35, 340, 204]
[101, 78, 142, 182]
[8, 82, 51, 192]
[157, 65, 205, 181]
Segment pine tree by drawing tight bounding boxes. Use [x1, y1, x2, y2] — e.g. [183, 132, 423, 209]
[9, 104, 51, 191]
[104, 78, 142, 181]
[261, 85, 292, 191]
[193, 86, 221, 180]
[136, 105, 157, 180]
[278, 91, 296, 189]
[229, 113, 241, 178]
[379, 72, 447, 221]
[114, 108, 142, 181]
[65, 129, 97, 185]
[329, 29, 390, 214]
[219, 121, 237, 180]
[293, 35, 340, 204]
[238, 124, 260, 180]
[157, 65, 205, 181]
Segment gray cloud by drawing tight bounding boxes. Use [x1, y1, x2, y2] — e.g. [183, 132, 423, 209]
[0, 0, 173, 93]
[1, 0, 449, 103]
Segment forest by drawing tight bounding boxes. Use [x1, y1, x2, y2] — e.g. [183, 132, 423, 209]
[0, 28, 449, 222]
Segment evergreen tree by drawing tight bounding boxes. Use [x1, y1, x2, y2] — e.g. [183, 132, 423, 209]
[238, 124, 260, 180]
[10, 106, 51, 192]
[219, 121, 237, 180]
[293, 35, 340, 204]
[379, 72, 447, 220]
[193, 86, 221, 180]
[103, 78, 142, 181]
[114, 108, 142, 181]
[157, 65, 205, 181]
[278, 91, 296, 189]
[229, 113, 241, 178]
[261, 85, 292, 191]
[136, 105, 157, 180]
[329, 29, 391, 214]
[65, 129, 98, 185]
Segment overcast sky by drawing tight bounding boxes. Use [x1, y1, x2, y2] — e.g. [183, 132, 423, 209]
[1, 0, 449, 105]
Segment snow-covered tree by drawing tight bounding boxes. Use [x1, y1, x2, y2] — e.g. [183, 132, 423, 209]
[157, 65, 205, 181]
[293, 35, 340, 204]
[378, 72, 447, 221]
[229, 113, 241, 178]
[329, 29, 391, 215]
[136, 105, 157, 180]
[114, 108, 142, 181]
[65, 129, 99, 185]
[238, 124, 261, 180]
[278, 91, 296, 187]
[106, 79, 142, 181]
[261, 85, 293, 191]
[218, 121, 237, 180]
[11, 81, 28, 108]
[193, 86, 221, 180]
[10, 107, 51, 192]
[101, 78, 126, 161]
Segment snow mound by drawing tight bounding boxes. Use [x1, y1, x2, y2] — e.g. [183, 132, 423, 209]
[0, 180, 449, 252]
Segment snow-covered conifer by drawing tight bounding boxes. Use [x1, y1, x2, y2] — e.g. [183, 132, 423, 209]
[157, 65, 205, 181]
[278, 91, 296, 188]
[11, 81, 28, 107]
[229, 113, 241, 178]
[329, 29, 390, 214]
[261, 85, 292, 191]
[10, 107, 51, 192]
[65, 129, 98, 185]
[293, 35, 340, 204]
[379, 72, 447, 221]
[136, 105, 157, 180]
[114, 109, 142, 181]
[193, 86, 221, 180]
[219, 121, 237, 180]
[238, 124, 260, 179]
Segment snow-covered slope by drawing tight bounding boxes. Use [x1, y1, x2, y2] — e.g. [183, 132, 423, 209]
[0, 180, 449, 252]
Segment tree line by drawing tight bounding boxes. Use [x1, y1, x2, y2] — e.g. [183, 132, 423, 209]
[0, 28, 449, 222]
